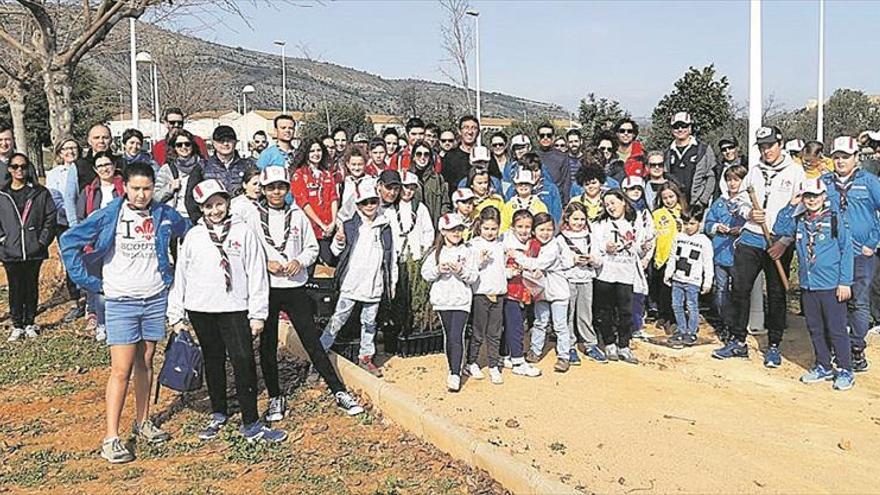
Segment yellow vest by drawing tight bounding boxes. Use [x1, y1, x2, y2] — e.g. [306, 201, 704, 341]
[501, 195, 548, 232]
[652, 205, 681, 268]
[570, 193, 604, 222]
[473, 194, 506, 219]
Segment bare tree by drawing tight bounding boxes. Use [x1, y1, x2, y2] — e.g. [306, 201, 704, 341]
[438, 0, 474, 114]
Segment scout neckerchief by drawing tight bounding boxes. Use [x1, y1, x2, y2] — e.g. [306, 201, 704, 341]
[833, 169, 857, 213]
[205, 217, 233, 292]
[560, 227, 590, 255]
[803, 207, 830, 265]
[511, 195, 537, 212]
[757, 158, 788, 208]
[258, 202, 292, 260]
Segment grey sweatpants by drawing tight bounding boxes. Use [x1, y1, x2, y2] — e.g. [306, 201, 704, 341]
[568, 281, 597, 346]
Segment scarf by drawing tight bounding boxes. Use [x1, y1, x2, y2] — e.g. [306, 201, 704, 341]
[258, 203, 293, 260]
[174, 155, 200, 176]
[757, 159, 789, 208]
[833, 171, 856, 213]
[804, 208, 830, 265]
[204, 217, 233, 292]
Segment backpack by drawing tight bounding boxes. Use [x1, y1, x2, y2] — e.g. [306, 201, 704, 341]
[154, 330, 203, 403]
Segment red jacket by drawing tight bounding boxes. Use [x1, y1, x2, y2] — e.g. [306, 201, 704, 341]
[622, 141, 646, 178]
[291, 166, 338, 239]
[505, 239, 541, 304]
[83, 176, 124, 216]
[152, 134, 209, 165]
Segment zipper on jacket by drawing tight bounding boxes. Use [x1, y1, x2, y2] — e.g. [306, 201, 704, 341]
[0, 190, 31, 261]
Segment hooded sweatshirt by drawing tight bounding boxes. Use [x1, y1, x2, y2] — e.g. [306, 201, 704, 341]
[558, 228, 602, 283]
[468, 236, 507, 296]
[593, 216, 651, 286]
[331, 210, 396, 302]
[738, 152, 805, 249]
[512, 237, 574, 302]
[389, 199, 436, 261]
[704, 189, 748, 267]
[244, 201, 318, 288]
[421, 243, 478, 311]
[664, 231, 715, 292]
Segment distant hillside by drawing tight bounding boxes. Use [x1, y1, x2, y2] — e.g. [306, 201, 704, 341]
[88, 22, 566, 121]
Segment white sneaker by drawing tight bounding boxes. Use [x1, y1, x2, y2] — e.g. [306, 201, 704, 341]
[446, 374, 461, 392]
[7, 327, 25, 342]
[869, 325, 880, 335]
[24, 325, 38, 338]
[511, 362, 542, 377]
[502, 356, 514, 369]
[95, 325, 107, 342]
[488, 367, 503, 384]
[465, 363, 484, 379]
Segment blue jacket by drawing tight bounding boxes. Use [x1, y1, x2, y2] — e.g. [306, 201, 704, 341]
[534, 148, 574, 205]
[570, 177, 620, 199]
[256, 145, 294, 170]
[704, 194, 747, 267]
[821, 169, 880, 255]
[503, 173, 563, 222]
[502, 161, 553, 197]
[60, 197, 191, 294]
[456, 175, 503, 197]
[773, 203, 853, 291]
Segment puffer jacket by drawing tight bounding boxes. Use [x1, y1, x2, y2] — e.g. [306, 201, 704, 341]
[664, 137, 717, 208]
[0, 184, 57, 262]
[413, 165, 451, 226]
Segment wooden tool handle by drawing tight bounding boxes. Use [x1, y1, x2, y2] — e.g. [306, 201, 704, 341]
[746, 186, 790, 291]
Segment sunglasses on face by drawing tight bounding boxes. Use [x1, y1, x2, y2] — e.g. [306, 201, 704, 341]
[598, 147, 613, 152]
[8, 164, 26, 170]
[440, 139, 454, 144]
[414, 151, 431, 158]
[617, 128, 634, 134]
[360, 198, 380, 206]
[672, 123, 690, 130]
[649, 162, 664, 168]
[175, 141, 193, 148]
[538, 133, 554, 139]
[168, 120, 184, 127]
[491, 142, 506, 148]
[721, 146, 736, 152]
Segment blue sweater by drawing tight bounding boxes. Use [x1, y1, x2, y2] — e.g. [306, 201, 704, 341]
[704, 194, 747, 267]
[821, 169, 880, 255]
[773, 203, 853, 291]
[60, 197, 190, 294]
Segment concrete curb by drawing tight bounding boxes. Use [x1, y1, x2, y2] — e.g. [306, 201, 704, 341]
[330, 354, 579, 495]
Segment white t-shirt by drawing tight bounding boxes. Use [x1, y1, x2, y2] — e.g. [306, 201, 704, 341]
[100, 184, 115, 209]
[102, 204, 166, 299]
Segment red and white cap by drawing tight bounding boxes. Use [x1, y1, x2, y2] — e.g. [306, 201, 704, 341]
[784, 139, 805, 153]
[671, 112, 692, 125]
[831, 136, 859, 155]
[511, 134, 531, 147]
[469, 145, 491, 164]
[355, 178, 379, 203]
[452, 187, 476, 203]
[401, 171, 419, 186]
[193, 179, 229, 205]
[259, 166, 289, 186]
[621, 175, 645, 190]
[799, 178, 827, 196]
[513, 169, 536, 185]
[438, 212, 466, 231]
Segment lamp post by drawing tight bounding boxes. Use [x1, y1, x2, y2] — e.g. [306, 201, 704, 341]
[242, 85, 256, 155]
[136, 51, 160, 140]
[748, 0, 765, 333]
[129, 19, 138, 128]
[242, 84, 255, 115]
[274, 40, 287, 113]
[466, 8, 481, 145]
[817, 0, 825, 142]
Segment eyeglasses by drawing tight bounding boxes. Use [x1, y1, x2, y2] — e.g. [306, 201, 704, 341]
[440, 139, 454, 144]
[360, 198, 380, 206]
[617, 128, 634, 134]
[175, 141, 193, 148]
[168, 120, 184, 128]
[721, 146, 736, 152]
[414, 151, 431, 158]
[538, 132, 554, 139]
[555, 144, 568, 149]
[7, 164, 26, 170]
[491, 142, 506, 148]
[672, 123, 690, 130]
[648, 162, 665, 168]
[95, 161, 115, 169]
[61, 146, 78, 152]
[598, 147, 613, 152]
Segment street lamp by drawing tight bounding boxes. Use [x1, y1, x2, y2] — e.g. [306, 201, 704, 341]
[817, 0, 825, 142]
[242, 85, 255, 115]
[136, 51, 160, 141]
[273, 40, 287, 113]
[129, 19, 138, 128]
[466, 8, 481, 145]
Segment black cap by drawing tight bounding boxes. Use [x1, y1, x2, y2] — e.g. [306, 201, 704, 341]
[718, 137, 738, 148]
[213, 125, 237, 142]
[378, 169, 402, 186]
[755, 126, 783, 145]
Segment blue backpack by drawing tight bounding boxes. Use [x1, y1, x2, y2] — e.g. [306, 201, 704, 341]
[154, 330, 203, 403]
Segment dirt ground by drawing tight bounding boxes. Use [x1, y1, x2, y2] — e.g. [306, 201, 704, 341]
[381, 319, 880, 495]
[0, 252, 506, 495]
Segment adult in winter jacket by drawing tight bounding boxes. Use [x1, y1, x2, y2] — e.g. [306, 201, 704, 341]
[76, 152, 125, 221]
[290, 137, 338, 265]
[616, 118, 646, 178]
[663, 112, 717, 208]
[72, 124, 119, 191]
[411, 141, 451, 225]
[534, 122, 573, 204]
[0, 125, 15, 189]
[151, 108, 209, 165]
[46, 137, 84, 320]
[121, 129, 159, 175]
[184, 126, 255, 223]
[155, 129, 205, 221]
[1, 153, 57, 341]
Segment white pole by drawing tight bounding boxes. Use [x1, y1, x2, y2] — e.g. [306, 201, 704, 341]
[748, 0, 765, 333]
[281, 44, 287, 114]
[473, 13, 482, 145]
[129, 19, 139, 128]
[817, 0, 825, 143]
[153, 64, 161, 141]
[243, 92, 248, 115]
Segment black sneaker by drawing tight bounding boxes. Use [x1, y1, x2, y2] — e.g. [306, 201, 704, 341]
[681, 334, 698, 346]
[667, 333, 685, 348]
[852, 348, 870, 373]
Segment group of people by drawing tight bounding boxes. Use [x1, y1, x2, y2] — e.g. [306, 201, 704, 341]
[1, 107, 879, 464]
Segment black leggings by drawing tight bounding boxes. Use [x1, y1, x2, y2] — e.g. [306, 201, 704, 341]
[4, 260, 43, 327]
[468, 295, 503, 368]
[649, 263, 673, 322]
[188, 311, 259, 425]
[593, 280, 634, 348]
[264, 287, 344, 396]
[439, 310, 469, 376]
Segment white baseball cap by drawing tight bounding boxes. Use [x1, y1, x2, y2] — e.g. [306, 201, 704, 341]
[438, 212, 466, 231]
[355, 178, 379, 203]
[259, 166, 289, 186]
[511, 134, 531, 147]
[193, 179, 229, 205]
[513, 169, 536, 185]
[799, 178, 827, 196]
[401, 171, 419, 186]
[469, 145, 491, 164]
[784, 139, 805, 153]
[621, 176, 645, 190]
[831, 136, 859, 156]
[671, 112, 692, 125]
[452, 187, 476, 203]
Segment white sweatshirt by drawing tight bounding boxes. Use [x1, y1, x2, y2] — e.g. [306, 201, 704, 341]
[739, 154, 805, 239]
[593, 216, 651, 287]
[389, 200, 436, 261]
[421, 243, 478, 311]
[664, 232, 715, 292]
[468, 236, 507, 296]
[557, 229, 602, 283]
[230, 195, 259, 220]
[512, 237, 574, 302]
[338, 175, 372, 223]
[332, 211, 396, 303]
[243, 203, 318, 288]
[167, 217, 269, 324]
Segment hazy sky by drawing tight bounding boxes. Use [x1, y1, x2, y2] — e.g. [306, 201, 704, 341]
[176, 0, 880, 117]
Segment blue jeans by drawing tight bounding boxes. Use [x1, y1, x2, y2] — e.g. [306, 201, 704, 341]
[530, 300, 571, 359]
[848, 253, 875, 349]
[804, 290, 852, 371]
[320, 297, 379, 358]
[104, 289, 168, 346]
[86, 291, 106, 326]
[712, 264, 733, 327]
[671, 281, 700, 335]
